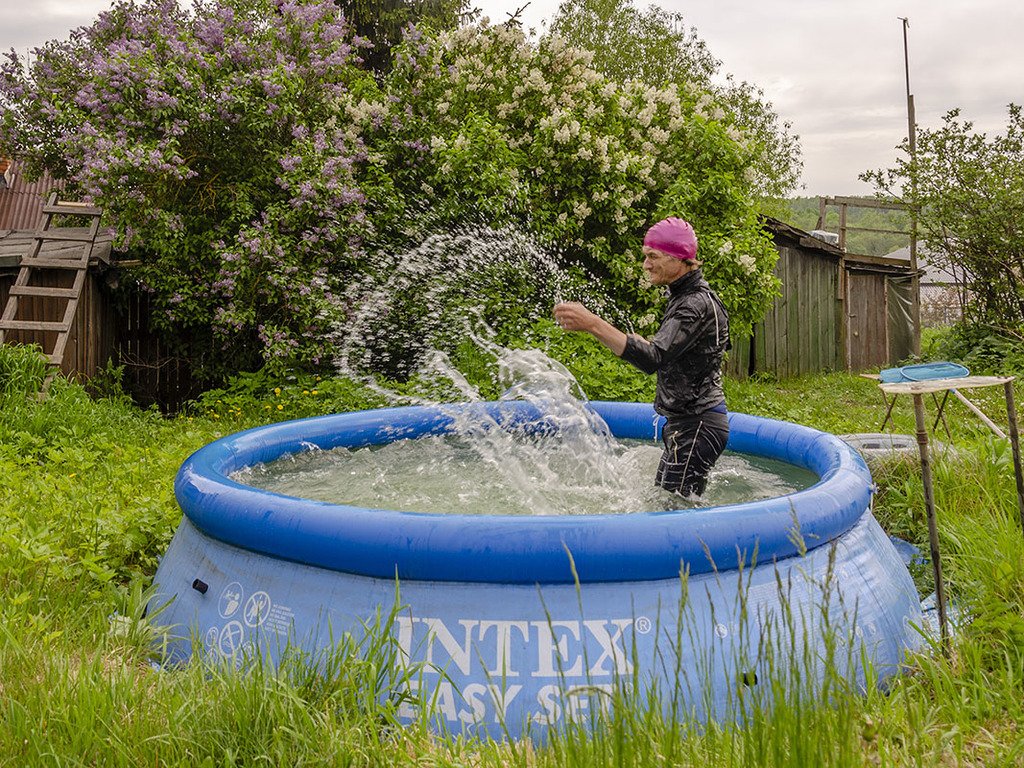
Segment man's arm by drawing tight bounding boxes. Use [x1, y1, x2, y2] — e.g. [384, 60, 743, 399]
[553, 302, 630, 356]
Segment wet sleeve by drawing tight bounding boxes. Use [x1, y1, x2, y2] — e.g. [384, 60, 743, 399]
[619, 304, 701, 374]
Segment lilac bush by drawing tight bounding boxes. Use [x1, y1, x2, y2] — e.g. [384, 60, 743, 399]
[1, 0, 378, 375]
[375, 22, 779, 339]
[1, 3, 780, 378]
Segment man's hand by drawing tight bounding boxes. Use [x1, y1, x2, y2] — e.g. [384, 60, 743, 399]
[553, 302, 629, 356]
[553, 301, 598, 332]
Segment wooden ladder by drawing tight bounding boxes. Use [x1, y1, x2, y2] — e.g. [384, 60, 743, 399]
[0, 193, 104, 382]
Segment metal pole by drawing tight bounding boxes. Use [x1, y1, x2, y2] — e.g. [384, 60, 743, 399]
[1003, 380, 1024, 533]
[901, 17, 922, 359]
[913, 393, 949, 652]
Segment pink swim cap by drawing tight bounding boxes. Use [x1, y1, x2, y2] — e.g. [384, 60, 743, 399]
[643, 217, 698, 260]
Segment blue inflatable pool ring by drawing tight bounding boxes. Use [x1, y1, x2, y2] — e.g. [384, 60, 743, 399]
[151, 401, 924, 739]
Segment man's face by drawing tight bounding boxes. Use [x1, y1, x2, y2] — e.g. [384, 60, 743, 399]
[642, 246, 689, 285]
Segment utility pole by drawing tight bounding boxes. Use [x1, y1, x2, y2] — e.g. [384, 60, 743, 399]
[900, 17, 922, 358]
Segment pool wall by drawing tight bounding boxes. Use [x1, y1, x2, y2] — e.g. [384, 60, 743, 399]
[151, 402, 924, 739]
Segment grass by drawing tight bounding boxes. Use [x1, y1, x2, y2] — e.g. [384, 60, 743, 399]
[2, 344, 1024, 765]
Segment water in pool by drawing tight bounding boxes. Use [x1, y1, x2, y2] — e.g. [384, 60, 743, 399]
[239, 343, 817, 515]
[235, 429, 817, 516]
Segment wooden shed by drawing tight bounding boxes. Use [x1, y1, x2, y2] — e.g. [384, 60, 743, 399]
[727, 217, 916, 378]
[843, 252, 916, 371]
[0, 229, 116, 380]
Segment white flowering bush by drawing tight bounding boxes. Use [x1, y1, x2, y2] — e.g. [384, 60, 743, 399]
[549, 0, 802, 200]
[375, 22, 779, 338]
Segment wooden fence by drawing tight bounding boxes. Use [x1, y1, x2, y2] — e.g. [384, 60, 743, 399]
[1, 234, 200, 409]
[114, 288, 204, 410]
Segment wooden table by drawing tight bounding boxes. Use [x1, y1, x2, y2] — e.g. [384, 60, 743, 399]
[874, 375, 1024, 653]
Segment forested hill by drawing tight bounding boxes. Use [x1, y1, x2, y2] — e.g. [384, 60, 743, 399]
[779, 197, 911, 257]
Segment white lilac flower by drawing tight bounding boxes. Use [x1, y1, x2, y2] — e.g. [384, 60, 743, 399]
[648, 127, 669, 144]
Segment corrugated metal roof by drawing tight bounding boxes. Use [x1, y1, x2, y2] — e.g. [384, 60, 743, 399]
[0, 159, 67, 230]
[883, 245, 963, 285]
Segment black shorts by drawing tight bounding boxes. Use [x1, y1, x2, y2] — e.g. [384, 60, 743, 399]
[655, 410, 730, 498]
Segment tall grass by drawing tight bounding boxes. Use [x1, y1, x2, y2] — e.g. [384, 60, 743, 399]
[2, 349, 1024, 765]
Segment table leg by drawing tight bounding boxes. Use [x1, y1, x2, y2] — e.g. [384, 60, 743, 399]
[1004, 381, 1024, 535]
[932, 391, 952, 441]
[880, 394, 898, 432]
[914, 393, 949, 654]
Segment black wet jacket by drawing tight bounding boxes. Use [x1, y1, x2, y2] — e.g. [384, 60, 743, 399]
[619, 269, 730, 418]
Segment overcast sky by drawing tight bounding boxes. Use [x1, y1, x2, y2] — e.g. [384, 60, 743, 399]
[6, 0, 1023, 196]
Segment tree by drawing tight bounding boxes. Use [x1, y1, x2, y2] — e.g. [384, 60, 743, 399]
[335, 0, 468, 74]
[862, 105, 1024, 334]
[0, 0, 379, 378]
[379, 23, 780, 342]
[547, 0, 802, 200]
[1, 6, 781, 380]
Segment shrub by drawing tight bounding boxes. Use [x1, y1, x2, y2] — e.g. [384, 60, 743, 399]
[1, 0, 378, 378]
[2, 2, 780, 381]
[376, 23, 780, 341]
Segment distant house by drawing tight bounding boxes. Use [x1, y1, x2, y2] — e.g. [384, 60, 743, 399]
[883, 246, 968, 326]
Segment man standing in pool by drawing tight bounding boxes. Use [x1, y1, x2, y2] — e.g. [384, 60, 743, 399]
[553, 217, 730, 498]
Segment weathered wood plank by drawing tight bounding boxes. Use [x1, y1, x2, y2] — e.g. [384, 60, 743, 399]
[879, 375, 1012, 395]
[9, 285, 78, 298]
[42, 203, 104, 217]
[824, 195, 911, 211]
[0, 319, 72, 332]
[32, 229, 96, 243]
[18, 257, 88, 270]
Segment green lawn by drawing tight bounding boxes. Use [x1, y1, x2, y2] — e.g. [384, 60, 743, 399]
[2, 345, 1023, 766]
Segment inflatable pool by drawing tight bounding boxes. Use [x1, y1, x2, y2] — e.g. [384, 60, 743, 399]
[150, 401, 923, 739]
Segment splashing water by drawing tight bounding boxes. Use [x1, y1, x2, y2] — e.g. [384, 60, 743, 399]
[236, 413, 815, 515]
[237, 224, 816, 514]
[329, 223, 615, 397]
[244, 326, 817, 512]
